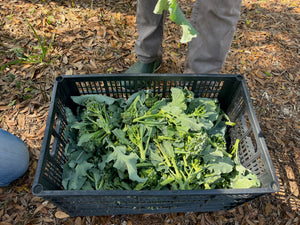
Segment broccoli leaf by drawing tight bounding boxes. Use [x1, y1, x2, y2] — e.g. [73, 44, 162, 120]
[112, 128, 131, 145]
[175, 114, 202, 132]
[169, 87, 187, 110]
[71, 94, 116, 106]
[229, 140, 261, 189]
[206, 156, 234, 175]
[230, 164, 261, 189]
[154, 0, 198, 43]
[106, 145, 148, 183]
[149, 145, 164, 167]
[77, 132, 95, 146]
[63, 161, 94, 190]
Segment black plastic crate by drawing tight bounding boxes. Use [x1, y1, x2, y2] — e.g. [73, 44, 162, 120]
[32, 74, 279, 216]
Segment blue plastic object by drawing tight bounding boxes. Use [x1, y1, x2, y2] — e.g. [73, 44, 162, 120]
[0, 128, 29, 186]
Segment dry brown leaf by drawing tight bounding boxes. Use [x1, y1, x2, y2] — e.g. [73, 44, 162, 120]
[72, 61, 84, 70]
[285, 165, 300, 197]
[116, 12, 121, 21]
[285, 211, 296, 219]
[0, 106, 10, 111]
[238, 206, 244, 216]
[82, 38, 94, 48]
[285, 218, 294, 225]
[30, 67, 37, 80]
[36, 125, 46, 138]
[125, 15, 135, 26]
[254, 76, 266, 86]
[17, 114, 26, 130]
[63, 55, 69, 64]
[204, 214, 215, 224]
[31, 196, 43, 202]
[55, 211, 70, 219]
[88, 16, 99, 23]
[258, 215, 264, 225]
[102, 52, 114, 61]
[6, 120, 17, 129]
[65, 68, 73, 75]
[110, 39, 117, 48]
[89, 59, 97, 69]
[75, 217, 82, 225]
[246, 218, 257, 225]
[46, 202, 56, 209]
[43, 217, 54, 223]
[265, 202, 272, 216]
[96, 26, 106, 38]
[57, 14, 66, 23]
[33, 204, 46, 215]
[0, 222, 13, 225]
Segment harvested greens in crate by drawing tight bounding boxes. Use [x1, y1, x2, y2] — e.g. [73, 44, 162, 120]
[32, 74, 279, 216]
[62, 87, 260, 191]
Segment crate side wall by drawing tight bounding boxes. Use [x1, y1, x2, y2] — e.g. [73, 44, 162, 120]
[225, 82, 277, 189]
[35, 80, 77, 191]
[44, 192, 261, 216]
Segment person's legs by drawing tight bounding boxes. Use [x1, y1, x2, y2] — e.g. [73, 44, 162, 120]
[135, 0, 164, 64]
[185, 0, 242, 74]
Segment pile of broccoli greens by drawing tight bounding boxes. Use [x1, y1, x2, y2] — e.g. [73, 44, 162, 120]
[62, 87, 260, 191]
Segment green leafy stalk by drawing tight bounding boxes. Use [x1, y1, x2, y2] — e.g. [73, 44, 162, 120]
[229, 139, 261, 189]
[154, 0, 198, 43]
[128, 124, 147, 161]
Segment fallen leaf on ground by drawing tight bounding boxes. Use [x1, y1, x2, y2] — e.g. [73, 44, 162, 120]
[55, 211, 70, 219]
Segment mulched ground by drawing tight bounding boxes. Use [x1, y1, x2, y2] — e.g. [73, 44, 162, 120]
[0, 0, 299, 224]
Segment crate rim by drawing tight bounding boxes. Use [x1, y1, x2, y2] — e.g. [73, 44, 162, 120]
[32, 183, 279, 196]
[54, 73, 245, 82]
